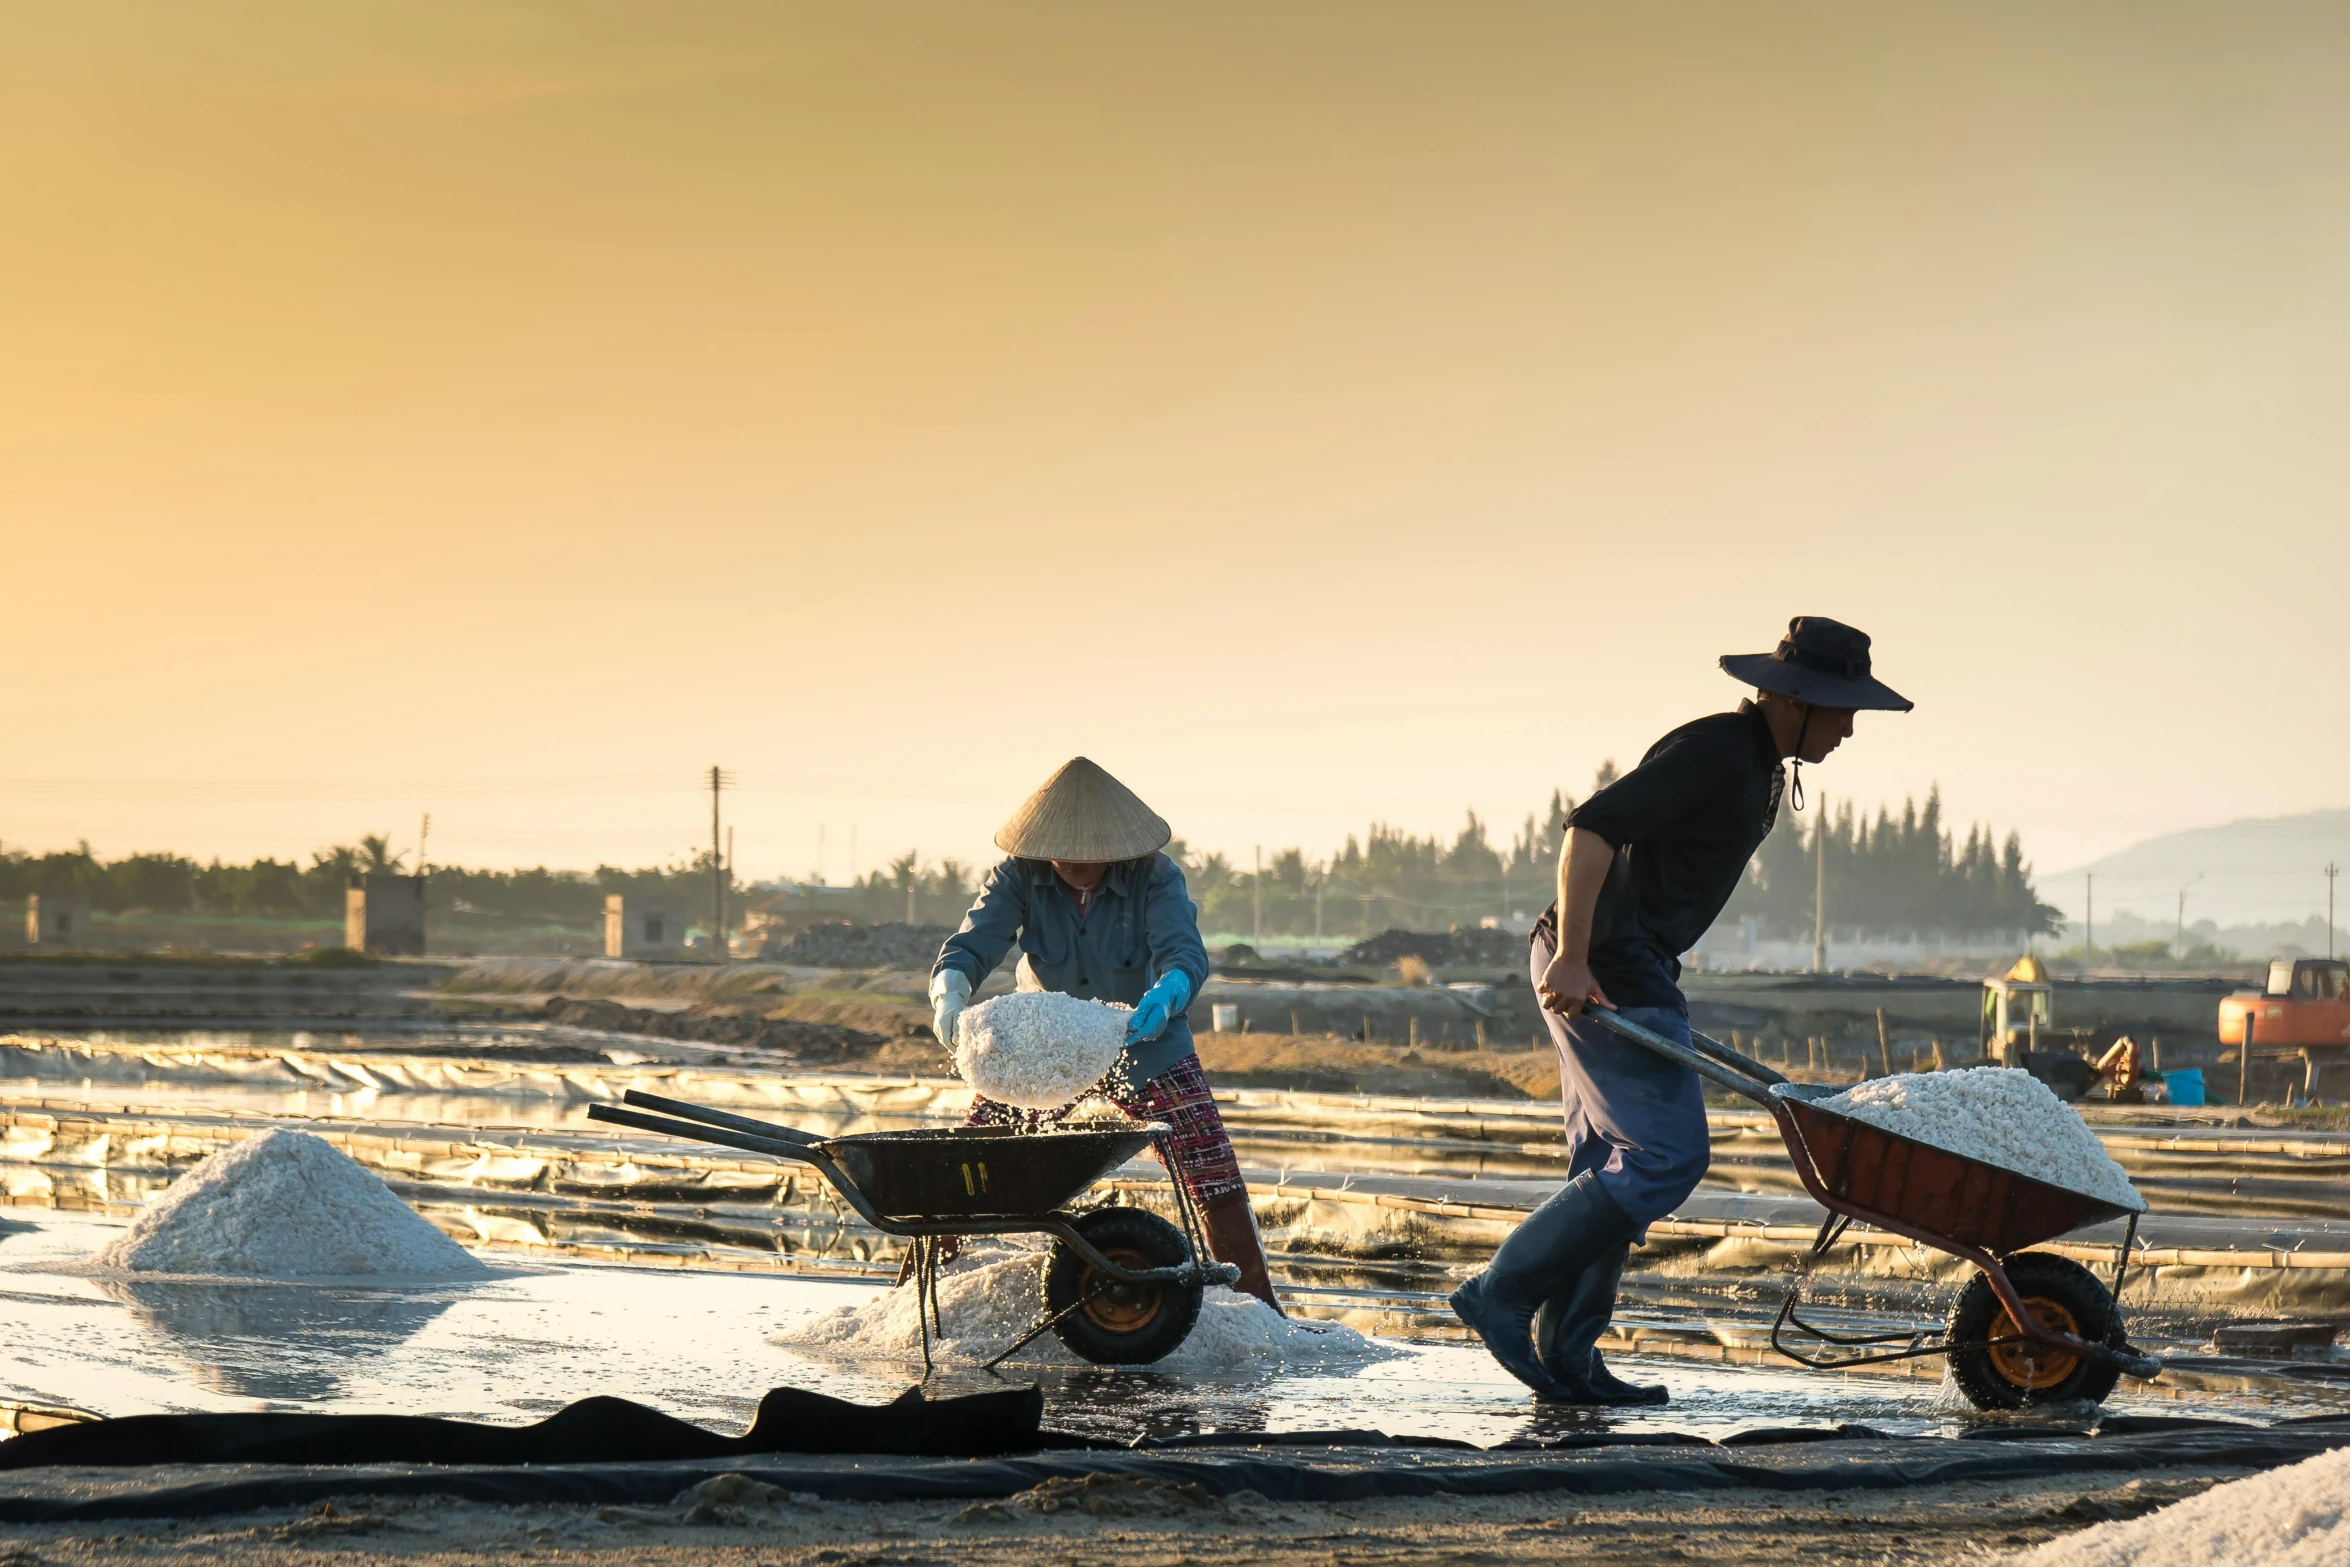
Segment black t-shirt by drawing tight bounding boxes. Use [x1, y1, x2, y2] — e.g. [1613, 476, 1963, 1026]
[1545, 703, 1785, 1010]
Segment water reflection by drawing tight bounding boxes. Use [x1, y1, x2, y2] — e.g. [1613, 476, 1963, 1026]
[96, 1280, 461, 1402]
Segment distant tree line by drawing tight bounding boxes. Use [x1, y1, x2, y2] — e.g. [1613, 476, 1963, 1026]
[1, 772, 2060, 945]
[1719, 787, 2062, 941]
[0, 837, 723, 926]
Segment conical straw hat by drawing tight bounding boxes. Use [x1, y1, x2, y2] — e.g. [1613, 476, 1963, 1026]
[994, 758, 1171, 861]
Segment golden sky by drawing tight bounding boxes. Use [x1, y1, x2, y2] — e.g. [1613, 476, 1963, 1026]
[4, 3, 2346, 917]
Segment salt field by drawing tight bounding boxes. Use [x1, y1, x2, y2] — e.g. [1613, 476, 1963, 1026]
[0, 1021, 2347, 1480]
[0, 1204, 2342, 1449]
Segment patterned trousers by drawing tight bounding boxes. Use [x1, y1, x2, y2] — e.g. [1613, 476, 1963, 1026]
[963, 1050, 1246, 1206]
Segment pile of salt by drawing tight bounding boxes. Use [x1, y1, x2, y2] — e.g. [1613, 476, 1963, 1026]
[83, 1127, 488, 1280]
[773, 1252, 1390, 1370]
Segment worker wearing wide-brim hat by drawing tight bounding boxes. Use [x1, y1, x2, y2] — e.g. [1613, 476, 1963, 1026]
[1451, 617, 1912, 1404]
[929, 758, 1281, 1312]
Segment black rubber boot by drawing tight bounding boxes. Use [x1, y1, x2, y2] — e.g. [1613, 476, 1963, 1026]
[1532, 1239, 1669, 1405]
[1448, 1173, 1633, 1400]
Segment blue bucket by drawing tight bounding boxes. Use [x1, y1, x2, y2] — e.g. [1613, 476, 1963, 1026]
[2163, 1068, 2206, 1107]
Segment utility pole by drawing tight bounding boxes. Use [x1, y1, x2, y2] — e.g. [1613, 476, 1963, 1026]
[2175, 872, 2203, 960]
[1811, 799, 1827, 975]
[1314, 875, 1325, 941]
[417, 813, 430, 879]
[710, 766, 726, 962]
[1253, 846, 1263, 947]
[2329, 863, 2340, 961]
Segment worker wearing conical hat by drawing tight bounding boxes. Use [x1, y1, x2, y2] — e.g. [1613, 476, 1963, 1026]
[929, 758, 1281, 1312]
[1451, 617, 1912, 1405]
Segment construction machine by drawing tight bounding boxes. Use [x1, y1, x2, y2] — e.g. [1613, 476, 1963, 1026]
[1980, 954, 2145, 1102]
[2219, 958, 2350, 1101]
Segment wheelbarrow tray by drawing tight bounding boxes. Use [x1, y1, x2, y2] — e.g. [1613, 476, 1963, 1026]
[815, 1123, 1158, 1222]
[1770, 1090, 2140, 1255]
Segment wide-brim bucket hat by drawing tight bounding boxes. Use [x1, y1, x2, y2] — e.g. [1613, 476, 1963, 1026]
[1720, 616, 1913, 711]
[994, 757, 1172, 861]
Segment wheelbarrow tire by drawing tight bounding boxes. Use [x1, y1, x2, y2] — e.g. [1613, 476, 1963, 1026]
[1045, 1208, 1203, 1366]
[1945, 1252, 2125, 1411]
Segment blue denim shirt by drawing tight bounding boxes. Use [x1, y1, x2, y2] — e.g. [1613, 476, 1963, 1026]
[933, 853, 1209, 1088]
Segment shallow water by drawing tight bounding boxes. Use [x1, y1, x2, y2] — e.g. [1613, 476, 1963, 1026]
[0, 1029, 2343, 1448]
[0, 1213, 2337, 1448]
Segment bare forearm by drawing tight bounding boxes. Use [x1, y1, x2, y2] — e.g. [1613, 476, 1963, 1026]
[1552, 828, 1615, 962]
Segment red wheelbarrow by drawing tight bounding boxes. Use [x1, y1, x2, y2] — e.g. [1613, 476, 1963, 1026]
[1587, 1009, 2163, 1410]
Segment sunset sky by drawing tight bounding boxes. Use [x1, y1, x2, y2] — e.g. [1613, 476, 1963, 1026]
[4, 3, 2346, 926]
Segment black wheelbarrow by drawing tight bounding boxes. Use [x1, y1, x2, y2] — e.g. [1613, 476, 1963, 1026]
[585, 1091, 1240, 1370]
[1586, 1009, 2164, 1410]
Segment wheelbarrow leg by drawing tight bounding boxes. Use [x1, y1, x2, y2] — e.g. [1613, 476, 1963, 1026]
[914, 1234, 944, 1376]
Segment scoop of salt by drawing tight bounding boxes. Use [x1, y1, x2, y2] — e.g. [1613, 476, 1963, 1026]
[954, 991, 1132, 1110]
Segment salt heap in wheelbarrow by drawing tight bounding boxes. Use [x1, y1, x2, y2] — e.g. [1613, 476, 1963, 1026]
[1818, 1066, 2145, 1212]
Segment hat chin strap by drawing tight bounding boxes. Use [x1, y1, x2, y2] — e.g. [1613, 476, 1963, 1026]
[1789, 702, 1813, 812]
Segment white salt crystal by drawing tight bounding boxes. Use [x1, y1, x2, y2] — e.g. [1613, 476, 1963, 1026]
[772, 1252, 1390, 1370]
[954, 991, 1133, 1110]
[2009, 1438, 2350, 1567]
[81, 1127, 488, 1280]
[1817, 1067, 2145, 1212]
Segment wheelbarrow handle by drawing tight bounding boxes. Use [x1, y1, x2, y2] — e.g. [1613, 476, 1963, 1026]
[586, 1102, 824, 1165]
[1687, 1025, 1795, 1089]
[620, 1089, 826, 1147]
[1581, 1007, 1784, 1106]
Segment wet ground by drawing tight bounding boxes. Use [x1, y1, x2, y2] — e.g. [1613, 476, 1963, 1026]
[3, 1210, 2346, 1448]
[0, 1466, 2252, 1567]
[3, 1025, 2350, 1452]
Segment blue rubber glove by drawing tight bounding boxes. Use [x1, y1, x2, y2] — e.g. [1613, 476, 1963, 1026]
[1125, 969, 1194, 1046]
[929, 968, 972, 1049]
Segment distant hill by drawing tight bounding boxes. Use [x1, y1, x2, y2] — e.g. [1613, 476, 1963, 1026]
[2055, 809, 2350, 929]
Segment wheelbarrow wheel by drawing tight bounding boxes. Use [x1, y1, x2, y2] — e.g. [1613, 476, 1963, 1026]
[1045, 1208, 1203, 1366]
[1945, 1252, 2125, 1411]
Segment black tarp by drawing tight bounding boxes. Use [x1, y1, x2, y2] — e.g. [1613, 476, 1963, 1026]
[2, 1424, 2349, 1523]
[0, 1386, 1055, 1471]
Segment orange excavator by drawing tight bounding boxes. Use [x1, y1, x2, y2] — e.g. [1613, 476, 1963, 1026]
[2220, 959, 2350, 1049]
[2219, 958, 2350, 1099]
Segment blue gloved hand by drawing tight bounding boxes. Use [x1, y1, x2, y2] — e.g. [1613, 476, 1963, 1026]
[929, 968, 972, 1049]
[1125, 969, 1194, 1046]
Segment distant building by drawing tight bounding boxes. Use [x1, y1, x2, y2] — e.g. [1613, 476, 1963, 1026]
[605, 895, 685, 959]
[346, 874, 426, 956]
[25, 894, 92, 948]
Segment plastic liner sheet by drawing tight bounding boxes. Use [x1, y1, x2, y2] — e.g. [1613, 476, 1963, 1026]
[0, 1387, 1048, 1473]
[3, 1425, 2350, 1524]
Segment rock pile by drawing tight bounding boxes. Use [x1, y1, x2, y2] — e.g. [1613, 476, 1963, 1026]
[543, 996, 893, 1058]
[1339, 926, 1528, 969]
[763, 922, 954, 969]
